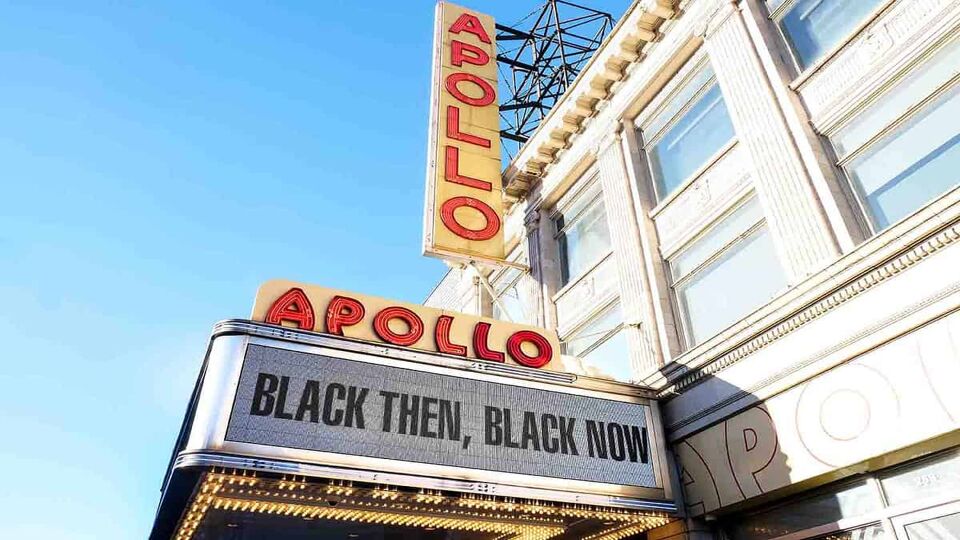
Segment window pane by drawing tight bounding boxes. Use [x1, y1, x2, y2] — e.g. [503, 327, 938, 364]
[492, 266, 522, 295]
[676, 226, 785, 346]
[554, 184, 601, 233]
[904, 512, 960, 540]
[881, 452, 960, 506]
[650, 83, 735, 198]
[557, 200, 611, 285]
[781, 0, 884, 69]
[833, 40, 960, 157]
[564, 303, 624, 356]
[493, 286, 528, 324]
[846, 84, 960, 229]
[583, 329, 632, 381]
[646, 65, 717, 140]
[812, 524, 887, 540]
[767, 0, 788, 11]
[730, 481, 883, 540]
[671, 198, 765, 279]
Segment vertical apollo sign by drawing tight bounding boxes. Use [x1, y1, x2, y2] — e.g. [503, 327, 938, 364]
[423, 2, 504, 263]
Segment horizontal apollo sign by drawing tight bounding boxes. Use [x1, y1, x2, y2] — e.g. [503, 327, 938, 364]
[252, 279, 563, 371]
[223, 337, 666, 497]
[423, 2, 504, 263]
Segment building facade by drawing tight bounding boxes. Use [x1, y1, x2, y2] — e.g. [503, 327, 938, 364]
[425, 0, 960, 538]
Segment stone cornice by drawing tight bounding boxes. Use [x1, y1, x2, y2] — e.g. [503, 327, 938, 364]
[502, 0, 677, 199]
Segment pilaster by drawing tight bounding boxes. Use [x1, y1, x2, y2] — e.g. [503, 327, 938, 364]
[700, 0, 840, 281]
[522, 208, 547, 327]
[531, 192, 562, 332]
[595, 127, 663, 376]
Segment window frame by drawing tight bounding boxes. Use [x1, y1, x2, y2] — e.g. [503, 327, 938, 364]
[823, 36, 960, 235]
[666, 195, 777, 350]
[560, 298, 632, 380]
[725, 448, 960, 540]
[766, 0, 895, 79]
[489, 247, 530, 323]
[638, 57, 736, 203]
[551, 178, 612, 288]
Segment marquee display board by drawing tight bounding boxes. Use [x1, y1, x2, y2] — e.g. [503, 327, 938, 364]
[183, 322, 673, 507]
[423, 2, 505, 263]
[229, 343, 656, 487]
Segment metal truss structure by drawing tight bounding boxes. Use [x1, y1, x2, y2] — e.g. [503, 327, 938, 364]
[496, 0, 615, 157]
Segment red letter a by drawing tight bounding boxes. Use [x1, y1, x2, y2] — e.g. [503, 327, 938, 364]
[448, 13, 491, 44]
[266, 288, 315, 330]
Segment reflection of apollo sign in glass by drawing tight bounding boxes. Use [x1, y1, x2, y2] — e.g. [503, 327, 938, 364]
[227, 344, 658, 488]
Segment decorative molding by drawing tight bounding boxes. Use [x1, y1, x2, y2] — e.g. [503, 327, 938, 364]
[658, 219, 960, 399]
[555, 255, 619, 336]
[597, 132, 662, 374]
[593, 126, 623, 157]
[695, 0, 735, 39]
[704, 3, 839, 280]
[666, 280, 960, 433]
[654, 144, 751, 255]
[503, 0, 679, 198]
[799, 0, 956, 125]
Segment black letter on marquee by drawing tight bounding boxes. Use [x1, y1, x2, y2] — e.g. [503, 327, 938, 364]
[484, 406, 503, 446]
[521, 411, 541, 451]
[439, 400, 461, 441]
[399, 394, 420, 435]
[295, 380, 321, 423]
[586, 420, 607, 459]
[274, 376, 294, 420]
[380, 391, 399, 432]
[560, 417, 579, 455]
[625, 426, 649, 463]
[608, 422, 626, 462]
[541, 414, 559, 454]
[345, 386, 368, 428]
[250, 373, 278, 416]
[322, 383, 346, 426]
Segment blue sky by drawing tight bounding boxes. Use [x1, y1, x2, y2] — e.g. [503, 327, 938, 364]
[0, 1, 627, 537]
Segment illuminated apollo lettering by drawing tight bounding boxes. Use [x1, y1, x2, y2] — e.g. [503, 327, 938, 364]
[423, 3, 504, 262]
[439, 11, 499, 242]
[261, 285, 555, 369]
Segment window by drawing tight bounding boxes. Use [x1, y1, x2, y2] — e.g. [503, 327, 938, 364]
[880, 451, 960, 506]
[669, 197, 786, 348]
[770, 0, 885, 70]
[490, 252, 531, 324]
[642, 62, 736, 200]
[730, 480, 883, 540]
[554, 185, 612, 286]
[563, 302, 632, 381]
[726, 450, 960, 540]
[831, 39, 960, 231]
[903, 512, 960, 540]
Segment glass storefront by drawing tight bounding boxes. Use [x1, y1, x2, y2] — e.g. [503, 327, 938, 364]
[726, 450, 960, 540]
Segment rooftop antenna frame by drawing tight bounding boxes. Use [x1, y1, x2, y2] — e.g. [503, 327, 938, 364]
[496, 0, 614, 157]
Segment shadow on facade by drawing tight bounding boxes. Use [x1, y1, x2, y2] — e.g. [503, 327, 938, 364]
[662, 367, 844, 540]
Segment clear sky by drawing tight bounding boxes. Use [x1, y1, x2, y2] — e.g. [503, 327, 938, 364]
[0, 1, 627, 537]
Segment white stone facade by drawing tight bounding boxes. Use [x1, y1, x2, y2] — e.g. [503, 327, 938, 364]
[425, 0, 960, 538]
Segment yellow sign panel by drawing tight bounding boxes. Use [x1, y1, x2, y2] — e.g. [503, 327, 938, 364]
[423, 2, 504, 263]
[253, 279, 562, 371]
